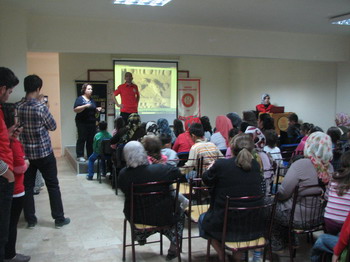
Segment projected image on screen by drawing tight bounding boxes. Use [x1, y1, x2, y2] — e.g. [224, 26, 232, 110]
[114, 60, 178, 122]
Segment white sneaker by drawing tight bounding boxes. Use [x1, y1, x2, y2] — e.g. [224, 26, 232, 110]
[77, 157, 86, 162]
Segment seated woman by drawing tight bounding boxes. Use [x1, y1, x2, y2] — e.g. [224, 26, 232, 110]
[110, 113, 146, 145]
[200, 116, 213, 141]
[198, 134, 264, 261]
[327, 126, 343, 171]
[157, 118, 176, 144]
[226, 112, 242, 129]
[256, 93, 275, 113]
[173, 119, 184, 138]
[335, 112, 350, 141]
[293, 122, 313, 155]
[272, 132, 334, 251]
[324, 151, 350, 235]
[210, 115, 233, 151]
[118, 141, 184, 260]
[258, 113, 275, 132]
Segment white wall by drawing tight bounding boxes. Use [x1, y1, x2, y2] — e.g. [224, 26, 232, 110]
[230, 58, 337, 130]
[336, 62, 350, 115]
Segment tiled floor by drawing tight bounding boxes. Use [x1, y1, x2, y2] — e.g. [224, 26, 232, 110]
[14, 157, 316, 261]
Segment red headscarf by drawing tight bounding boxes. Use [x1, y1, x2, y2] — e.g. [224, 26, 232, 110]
[215, 115, 233, 146]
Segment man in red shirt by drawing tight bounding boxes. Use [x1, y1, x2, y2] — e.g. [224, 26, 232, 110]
[114, 72, 140, 123]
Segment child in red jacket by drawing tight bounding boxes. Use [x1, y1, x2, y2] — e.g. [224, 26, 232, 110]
[3, 108, 30, 262]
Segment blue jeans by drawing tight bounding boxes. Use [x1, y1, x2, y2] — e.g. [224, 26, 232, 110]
[310, 234, 338, 262]
[24, 152, 65, 224]
[87, 152, 109, 178]
[0, 177, 14, 262]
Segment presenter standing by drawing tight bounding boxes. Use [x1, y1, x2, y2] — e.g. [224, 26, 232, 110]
[256, 93, 275, 113]
[114, 72, 140, 123]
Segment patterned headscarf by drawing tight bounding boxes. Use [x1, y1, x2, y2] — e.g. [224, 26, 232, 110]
[304, 132, 333, 184]
[120, 113, 142, 144]
[245, 126, 266, 150]
[146, 121, 158, 135]
[226, 112, 242, 129]
[261, 93, 270, 104]
[335, 113, 350, 128]
[157, 118, 172, 136]
[215, 115, 233, 146]
[184, 117, 201, 131]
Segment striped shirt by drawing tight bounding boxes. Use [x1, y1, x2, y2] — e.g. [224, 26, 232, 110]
[183, 139, 223, 172]
[325, 181, 350, 223]
[16, 98, 56, 160]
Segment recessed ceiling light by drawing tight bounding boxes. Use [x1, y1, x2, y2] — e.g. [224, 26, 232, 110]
[330, 13, 350, 26]
[113, 0, 172, 6]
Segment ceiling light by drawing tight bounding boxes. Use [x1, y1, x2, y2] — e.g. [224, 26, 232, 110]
[330, 13, 350, 25]
[113, 0, 172, 6]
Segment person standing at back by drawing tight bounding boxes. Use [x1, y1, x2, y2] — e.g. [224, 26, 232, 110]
[114, 72, 140, 124]
[0, 67, 18, 262]
[16, 75, 70, 229]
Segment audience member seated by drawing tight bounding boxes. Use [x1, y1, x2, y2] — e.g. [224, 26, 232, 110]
[198, 134, 264, 261]
[210, 115, 233, 150]
[225, 127, 239, 158]
[110, 113, 146, 145]
[159, 134, 179, 167]
[118, 141, 184, 260]
[327, 126, 343, 171]
[264, 130, 283, 167]
[324, 151, 350, 235]
[286, 113, 301, 144]
[182, 123, 223, 180]
[200, 116, 213, 141]
[245, 126, 274, 194]
[258, 113, 275, 132]
[112, 116, 125, 137]
[256, 93, 275, 113]
[311, 211, 350, 262]
[145, 121, 158, 136]
[173, 119, 184, 138]
[226, 112, 242, 129]
[294, 122, 313, 155]
[157, 118, 176, 144]
[172, 118, 201, 153]
[86, 121, 112, 180]
[242, 110, 258, 127]
[271, 132, 333, 251]
[335, 112, 350, 141]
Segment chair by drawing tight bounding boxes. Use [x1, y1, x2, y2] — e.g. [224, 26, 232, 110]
[271, 164, 288, 194]
[122, 180, 182, 262]
[206, 195, 276, 262]
[96, 139, 113, 184]
[112, 143, 126, 195]
[186, 177, 211, 262]
[280, 143, 299, 163]
[287, 185, 326, 262]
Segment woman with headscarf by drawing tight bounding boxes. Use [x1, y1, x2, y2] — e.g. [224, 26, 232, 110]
[118, 141, 184, 260]
[245, 126, 274, 194]
[226, 112, 242, 129]
[157, 118, 176, 144]
[335, 112, 350, 141]
[172, 117, 201, 153]
[110, 113, 146, 145]
[256, 93, 275, 113]
[145, 121, 158, 136]
[200, 116, 213, 141]
[210, 115, 233, 150]
[271, 132, 334, 251]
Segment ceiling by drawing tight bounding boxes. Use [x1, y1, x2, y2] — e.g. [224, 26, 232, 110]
[3, 0, 350, 36]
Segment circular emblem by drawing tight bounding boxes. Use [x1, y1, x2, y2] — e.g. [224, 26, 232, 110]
[182, 93, 194, 107]
[278, 116, 289, 131]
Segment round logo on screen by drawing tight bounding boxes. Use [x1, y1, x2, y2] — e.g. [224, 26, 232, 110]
[182, 93, 194, 107]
